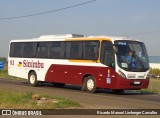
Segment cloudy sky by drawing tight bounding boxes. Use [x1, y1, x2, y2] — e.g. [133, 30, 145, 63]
[0, 0, 160, 57]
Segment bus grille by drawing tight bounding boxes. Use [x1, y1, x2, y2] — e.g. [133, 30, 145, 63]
[138, 76, 145, 79]
[127, 76, 136, 79]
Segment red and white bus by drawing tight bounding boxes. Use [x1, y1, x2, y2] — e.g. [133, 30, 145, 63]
[8, 34, 150, 93]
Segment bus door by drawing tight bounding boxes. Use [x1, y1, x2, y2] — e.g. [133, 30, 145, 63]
[100, 41, 116, 88]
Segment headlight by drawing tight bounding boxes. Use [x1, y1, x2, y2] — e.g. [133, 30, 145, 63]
[118, 70, 126, 79]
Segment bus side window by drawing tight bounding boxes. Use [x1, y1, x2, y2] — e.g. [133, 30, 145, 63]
[65, 42, 82, 59]
[49, 42, 64, 59]
[36, 42, 49, 58]
[83, 41, 99, 60]
[9, 43, 15, 57]
[10, 43, 23, 57]
[22, 43, 36, 58]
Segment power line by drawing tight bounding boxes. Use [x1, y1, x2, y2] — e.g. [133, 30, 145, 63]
[0, 0, 97, 21]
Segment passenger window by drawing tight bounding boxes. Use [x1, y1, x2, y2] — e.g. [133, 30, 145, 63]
[36, 42, 49, 58]
[9, 43, 15, 57]
[83, 41, 99, 60]
[49, 42, 65, 59]
[22, 43, 36, 58]
[65, 42, 82, 59]
[10, 43, 23, 57]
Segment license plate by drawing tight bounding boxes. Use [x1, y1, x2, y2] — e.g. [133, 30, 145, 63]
[134, 81, 140, 84]
[106, 78, 111, 84]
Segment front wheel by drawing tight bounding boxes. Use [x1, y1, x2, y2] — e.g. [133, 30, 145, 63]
[28, 72, 39, 87]
[84, 76, 97, 93]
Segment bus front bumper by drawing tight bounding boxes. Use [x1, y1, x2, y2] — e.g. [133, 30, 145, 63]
[113, 76, 150, 90]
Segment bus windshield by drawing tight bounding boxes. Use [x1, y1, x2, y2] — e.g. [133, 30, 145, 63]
[114, 40, 149, 72]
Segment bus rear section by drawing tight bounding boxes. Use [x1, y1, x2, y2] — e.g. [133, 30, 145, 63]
[8, 34, 150, 93]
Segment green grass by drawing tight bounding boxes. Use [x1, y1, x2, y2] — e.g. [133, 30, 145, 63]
[0, 69, 9, 78]
[54, 97, 80, 108]
[38, 94, 81, 108]
[141, 78, 160, 94]
[0, 90, 81, 109]
[0, 63, 12, 79]
[139, 78, 160, 94]
[0, 68, 10, 77]
[0, 67, 23, 80]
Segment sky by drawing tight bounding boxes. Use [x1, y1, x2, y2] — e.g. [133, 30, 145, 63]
[0, 0, 160, 57]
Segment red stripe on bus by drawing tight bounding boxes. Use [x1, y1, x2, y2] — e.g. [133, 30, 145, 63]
[45, 64, 149, 90]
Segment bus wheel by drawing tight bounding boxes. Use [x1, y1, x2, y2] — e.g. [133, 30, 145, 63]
[28, 72, 39, 87]
[84, 76, 96, 93]
[53, 82, 65, 88]
[112, 89, 124, 94]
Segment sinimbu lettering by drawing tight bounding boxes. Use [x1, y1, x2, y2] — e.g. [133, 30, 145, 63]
[23, 60, 44, 68]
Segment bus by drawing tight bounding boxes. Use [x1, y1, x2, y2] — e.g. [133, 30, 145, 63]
[8, 34, 150, 93]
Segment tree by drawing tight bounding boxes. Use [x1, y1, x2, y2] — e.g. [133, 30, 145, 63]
[0, 57, 7, 63]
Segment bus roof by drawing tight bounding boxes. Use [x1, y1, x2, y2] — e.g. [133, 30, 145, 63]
[10, 34, 140, 43]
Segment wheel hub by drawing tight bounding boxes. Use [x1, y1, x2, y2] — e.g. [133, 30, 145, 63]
[87, 79, 94, 90]
[30, 75, 35, 84]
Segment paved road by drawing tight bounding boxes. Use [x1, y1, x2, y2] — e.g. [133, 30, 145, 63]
[0, 78, 159, 109]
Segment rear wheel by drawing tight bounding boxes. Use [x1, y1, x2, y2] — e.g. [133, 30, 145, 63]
[84, 76, 96, 93]
[28, 72, 39, 87]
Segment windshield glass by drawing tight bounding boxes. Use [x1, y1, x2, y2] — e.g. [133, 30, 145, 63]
[114, 40, 149, 72]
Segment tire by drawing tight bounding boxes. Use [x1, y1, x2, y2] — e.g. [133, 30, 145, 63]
[84, 76, 96, 93]
[28, 72, 39, 87]
[112, 89, 124, 94]
[52, 82, 65, 88]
